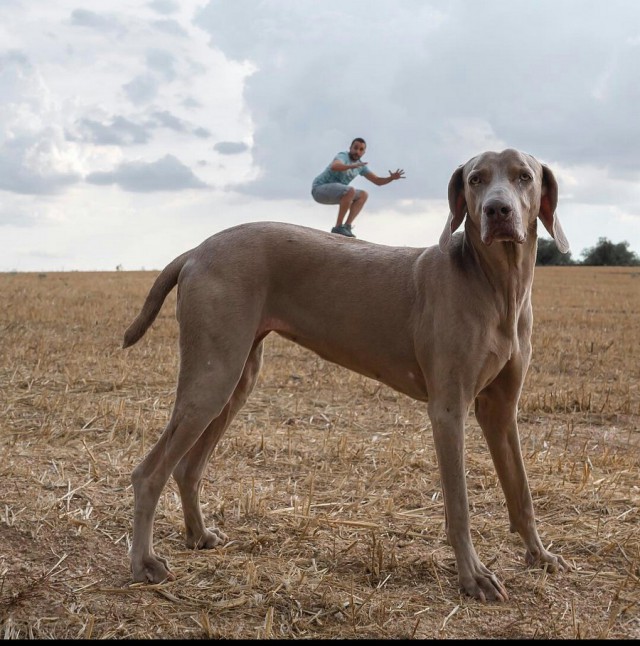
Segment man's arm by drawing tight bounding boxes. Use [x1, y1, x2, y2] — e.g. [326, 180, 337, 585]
[330, 158, 367, 172]
[363, 169, 406, 186]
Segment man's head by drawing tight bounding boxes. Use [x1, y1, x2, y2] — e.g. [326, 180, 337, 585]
[348, 137, 366, 161]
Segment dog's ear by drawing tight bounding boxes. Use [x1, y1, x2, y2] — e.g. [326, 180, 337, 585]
[539, 164, 570, 253]
[439, 165, 467, 252]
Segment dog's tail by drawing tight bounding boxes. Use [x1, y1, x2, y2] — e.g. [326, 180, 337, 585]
[122, 250, 191, 349]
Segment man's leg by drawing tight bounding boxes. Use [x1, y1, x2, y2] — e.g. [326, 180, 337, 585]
[344, 190, 368, 227]
[335, 187, 357, 227]
[311, 184, 359, 236]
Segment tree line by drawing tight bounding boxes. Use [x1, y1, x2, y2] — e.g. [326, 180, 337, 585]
[536, 237, 640, 266]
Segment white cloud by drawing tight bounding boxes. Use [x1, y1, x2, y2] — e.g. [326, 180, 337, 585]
[0, 50, 83, 194]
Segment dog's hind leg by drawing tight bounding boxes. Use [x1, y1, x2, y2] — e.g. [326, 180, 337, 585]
[172, 340, 265, 550]
[129, 319, 257, 584]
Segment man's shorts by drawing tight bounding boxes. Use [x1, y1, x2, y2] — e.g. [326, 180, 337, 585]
[311, 183, 364, 205]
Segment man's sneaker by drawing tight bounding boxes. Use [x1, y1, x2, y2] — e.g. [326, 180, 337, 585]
[330, 225, 356, 238]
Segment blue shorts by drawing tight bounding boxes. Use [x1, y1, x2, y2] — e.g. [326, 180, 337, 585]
[311, 183, 363, 205]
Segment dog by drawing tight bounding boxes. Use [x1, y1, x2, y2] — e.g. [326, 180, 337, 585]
[123, 148, 571, 601]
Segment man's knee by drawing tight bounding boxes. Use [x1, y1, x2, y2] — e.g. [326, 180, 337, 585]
[341, 187, 356, 201]
[358, 190, 369, 202]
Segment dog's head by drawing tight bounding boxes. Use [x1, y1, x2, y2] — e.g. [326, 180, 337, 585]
[439, 148, 569, 254]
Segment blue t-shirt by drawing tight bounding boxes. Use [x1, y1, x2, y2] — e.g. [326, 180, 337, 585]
[312, 151, 370, 188]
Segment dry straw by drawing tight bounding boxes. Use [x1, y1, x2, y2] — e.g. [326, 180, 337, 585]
[0, 267, 638, 638]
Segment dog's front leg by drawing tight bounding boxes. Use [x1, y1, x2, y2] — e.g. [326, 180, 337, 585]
[475, 370, 570, 574]
[428, 398, 509, 602]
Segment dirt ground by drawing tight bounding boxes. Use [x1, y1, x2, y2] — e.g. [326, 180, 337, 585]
[0, 266, 638, 639]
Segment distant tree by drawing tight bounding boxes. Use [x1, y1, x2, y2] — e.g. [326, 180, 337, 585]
[580, 237, 640, 266]
[536, 237, 574, 265]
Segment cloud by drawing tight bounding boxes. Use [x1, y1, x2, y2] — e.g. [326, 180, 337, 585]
[0, 136, 81, 194]
[146, 49, 178, 82]
[151, 110, 187, 132]
[69, 110, 212, 146]
[149, 110, 211, 138]
[0, 51, 82, 194]
[70, 9, 128, 38]
[151, 19, 188, 38]
[70, 116, 151, 146]
[194, 0, 640, 207]
[2, 0, 639, 271]
[148, 0, 180, 15]
[214, 141, 249, 155]
[0, 3, 251, 202]
[85, 154, 208, 192]
[123, 73, 159, 105]
[193, 126, 211, 139]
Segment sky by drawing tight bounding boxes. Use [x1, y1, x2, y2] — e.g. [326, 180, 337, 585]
[1, 0, 640, 272]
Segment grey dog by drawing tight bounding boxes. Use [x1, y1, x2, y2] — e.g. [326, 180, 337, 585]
[123, 148, 571, 601]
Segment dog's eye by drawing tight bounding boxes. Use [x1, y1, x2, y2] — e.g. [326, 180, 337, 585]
[468, 174, 481, 185]
[520, 172, 533, 182]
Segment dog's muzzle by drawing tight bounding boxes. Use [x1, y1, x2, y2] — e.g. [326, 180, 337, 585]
[480, 198, 525, 246]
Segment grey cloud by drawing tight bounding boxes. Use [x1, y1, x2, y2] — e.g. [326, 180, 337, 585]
[71, 111, 213, 145]
[151, 110, 187, 132]
[85, 154, 208, 192]
[214, 141, 249, 155]
[195, 0, 640, 206]
[122, 48, 183, 107]
[182, 96, 202, 109]
[148, 0, 180, 15]
[146, 49, 177, 82]
[70, 9, 128, 37]
[150, 111, 212, 139]
[123, 74, 159, 105]
[193, 1, 458, 201]
[193, 127, 211, 139]
[71, 116, 151, 146]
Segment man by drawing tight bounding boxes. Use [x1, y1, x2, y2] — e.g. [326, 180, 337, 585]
[311, 137, 405, 237]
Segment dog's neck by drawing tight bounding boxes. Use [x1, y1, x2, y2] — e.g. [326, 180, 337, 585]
[462, 220, 537, 345]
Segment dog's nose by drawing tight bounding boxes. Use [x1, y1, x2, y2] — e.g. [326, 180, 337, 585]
[483, 200, 513, 220]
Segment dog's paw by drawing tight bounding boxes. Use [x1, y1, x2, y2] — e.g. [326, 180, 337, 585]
[186, 527, 229, 550]
[525, 547, 571, 573]
[459, 566, 509, 603]
[131, 555, 175, 584]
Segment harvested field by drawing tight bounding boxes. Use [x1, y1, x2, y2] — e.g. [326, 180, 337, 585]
[0, 265, 638, 639]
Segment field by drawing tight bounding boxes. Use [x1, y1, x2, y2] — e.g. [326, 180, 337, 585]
[0, 266, 638, 639]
